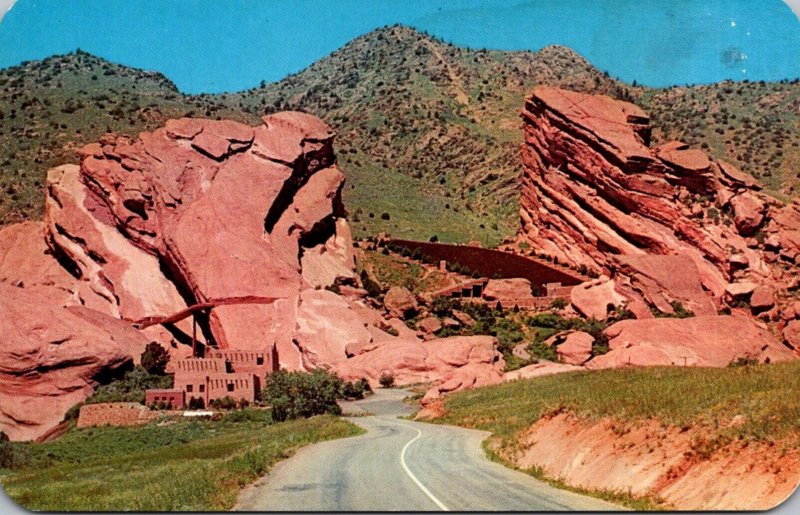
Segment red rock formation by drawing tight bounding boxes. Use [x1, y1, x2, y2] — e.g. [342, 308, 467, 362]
[521, 87, 800, 352]
[546, 331, 594, 366]
[0, 284, 134, 441]
[587, 316, 794, 369]
[0, 114, 507, 439]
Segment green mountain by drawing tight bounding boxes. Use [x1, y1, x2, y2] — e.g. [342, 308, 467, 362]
[1, 25, 798, 245]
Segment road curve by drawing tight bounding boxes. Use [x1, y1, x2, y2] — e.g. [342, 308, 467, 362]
[234, 389, 621, 511]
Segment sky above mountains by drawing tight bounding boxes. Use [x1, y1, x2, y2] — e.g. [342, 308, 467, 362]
[0, 0, 798, 93]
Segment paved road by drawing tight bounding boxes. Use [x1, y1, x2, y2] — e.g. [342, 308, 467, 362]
[234, 390, 620, 511]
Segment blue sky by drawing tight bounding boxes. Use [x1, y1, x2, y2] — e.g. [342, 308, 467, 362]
[0, 0, 798, 93]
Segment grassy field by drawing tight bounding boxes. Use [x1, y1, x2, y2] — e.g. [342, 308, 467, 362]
[438, 360, 800, 448]
[0, 413, 362, 511]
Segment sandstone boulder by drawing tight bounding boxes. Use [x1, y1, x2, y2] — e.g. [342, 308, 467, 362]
[730, 193, 767, 236]
[452, 310, 476, 327]
[725, 281, 757, 301]
[418, 316, 443, 335]
[504, 362, 583, 381]
[482, 278, 533, 304]
[334, 335, 503, 392]
[570, 278, 626, 320]
[546, 331, 595, 366]
[384, 286, 418, 319]
[749, 285, 776, 313]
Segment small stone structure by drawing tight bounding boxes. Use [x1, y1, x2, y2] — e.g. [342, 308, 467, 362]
[145, 388, 185, 409]
[76, 402, 160, 428]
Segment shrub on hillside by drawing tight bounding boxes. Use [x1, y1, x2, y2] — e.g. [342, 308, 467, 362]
[359, 269, 383, 297]
[140, 342, 169, 375]
[263, 370, 343, 422]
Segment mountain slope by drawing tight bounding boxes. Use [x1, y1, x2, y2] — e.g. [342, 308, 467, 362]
[1, 25, 798, 245]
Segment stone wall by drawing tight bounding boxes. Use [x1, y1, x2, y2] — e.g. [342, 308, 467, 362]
[76, 402, 160, 428]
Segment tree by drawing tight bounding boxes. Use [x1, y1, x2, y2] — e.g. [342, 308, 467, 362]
[263, 370, 343, 422]
[140, 342, 169, 375]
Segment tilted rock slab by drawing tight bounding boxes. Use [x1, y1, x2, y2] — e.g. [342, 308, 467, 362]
[522, 87, 800, 350]
[0, 113, 507, 439]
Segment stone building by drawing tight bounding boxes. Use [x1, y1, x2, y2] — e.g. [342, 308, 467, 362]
[146, 347, 278, 409]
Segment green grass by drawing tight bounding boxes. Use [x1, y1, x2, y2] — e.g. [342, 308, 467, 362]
[437, 361, 800, 447]
[0, 414, 363, 511]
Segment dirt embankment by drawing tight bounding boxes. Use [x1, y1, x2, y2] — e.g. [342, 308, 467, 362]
[495, 412, 800, 510]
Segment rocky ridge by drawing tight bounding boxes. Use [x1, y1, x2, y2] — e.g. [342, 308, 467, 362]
[519, 86, 800, 362]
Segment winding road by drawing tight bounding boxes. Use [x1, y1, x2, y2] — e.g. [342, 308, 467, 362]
[234, 390, 620, 511]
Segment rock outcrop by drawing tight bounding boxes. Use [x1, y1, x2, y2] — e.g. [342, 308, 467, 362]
[0, 283, 135, 441]
[587, 316, 794, 369]
[0, 114, 506, 440]
[521, 86, 800, 352]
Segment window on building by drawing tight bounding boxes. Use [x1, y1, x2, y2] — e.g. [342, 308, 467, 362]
[186, 385, 193, 393]
[256, 356, 264, 365]
[227, 383, 235, 392]
[199, 384, 205, 393]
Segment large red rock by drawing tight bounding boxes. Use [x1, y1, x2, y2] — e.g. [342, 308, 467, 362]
[586, 316, 794, 369]
[383, 286, 418, 319]
[730, 192, 766, 236]
[504, 362, 583, 381]
[614, 254, 718, 316]
[482, 278, 534, 305]
[750, 285, 776, 312]
[518, 87, 776, 311]
[334, 335, 504, 393]
[570, 278, 626, 320]
[546, 331, 595, 366]
[68, 114, 355, 364]
[293, 289, 373, 368]
[0, 284, 134, 441]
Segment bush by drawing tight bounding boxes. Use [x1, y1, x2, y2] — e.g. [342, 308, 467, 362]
[209, 396, 237, 410]
[188, 397, 206, 410]
[430, 295, 457, 317]
[550, 298, 568, 310]
[263, 370, 343, 422]
[340, 378, 371, 400]
[140, 342, 170, 375]
[378, 372, 395, 388]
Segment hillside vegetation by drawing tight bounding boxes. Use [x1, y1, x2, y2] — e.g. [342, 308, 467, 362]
[437, 360, 800, 448]
[1, 25, 798, 244]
